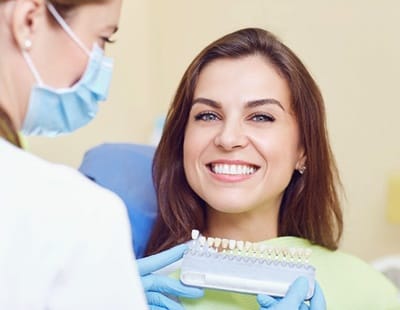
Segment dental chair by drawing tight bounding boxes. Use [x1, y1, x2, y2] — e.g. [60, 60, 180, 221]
[372, 255, 400, 299]
[79, 143, 157, 258]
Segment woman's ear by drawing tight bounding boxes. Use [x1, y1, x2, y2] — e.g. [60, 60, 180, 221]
[295, 148, 307, 174]
[11, 0, 44, 51]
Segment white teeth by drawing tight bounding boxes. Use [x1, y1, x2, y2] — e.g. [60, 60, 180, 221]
[223, 164, 229, 173]
[211, 163, 257, 175]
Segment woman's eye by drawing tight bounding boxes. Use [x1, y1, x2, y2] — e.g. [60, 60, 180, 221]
[250, 113, 275, 122]
[194, 112, 220, 122]
[101, 36, 116, 44]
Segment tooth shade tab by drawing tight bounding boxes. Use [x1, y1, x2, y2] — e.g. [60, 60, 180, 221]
[221, 239, 229, 249]
[199, 236, 207, 246]
[207, 237, 215, 247]
[252, 243, 259, 253]
[229, 239, 236, 250]
[236, 241, 244, 252]
[214, 238, 222, 248]
[191, 229, 200, 240]
[244, 241, 253, 253]
[211, 163, 257, 175]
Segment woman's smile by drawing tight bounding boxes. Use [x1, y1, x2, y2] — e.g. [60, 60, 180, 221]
[206, 160, 260, 182]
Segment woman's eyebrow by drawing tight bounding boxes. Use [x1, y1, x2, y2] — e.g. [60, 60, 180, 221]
[192, 97, 285, 111]
[192, 97, 221, 108]
[246, 99, 285, 111]
[104, 25, 119, 34]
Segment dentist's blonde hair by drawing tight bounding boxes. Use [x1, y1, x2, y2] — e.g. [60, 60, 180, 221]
[146, 28, 343, 256]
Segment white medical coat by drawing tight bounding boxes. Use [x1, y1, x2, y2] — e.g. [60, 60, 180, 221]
[0, 139, 148, 310]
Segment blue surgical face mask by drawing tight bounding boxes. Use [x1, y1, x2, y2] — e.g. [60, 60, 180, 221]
[21, 3, 114, 136]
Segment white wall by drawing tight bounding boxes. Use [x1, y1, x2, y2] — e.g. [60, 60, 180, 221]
[27, 0, 400, 261]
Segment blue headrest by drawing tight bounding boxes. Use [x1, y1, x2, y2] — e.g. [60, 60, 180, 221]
[79, 143, 157, 258]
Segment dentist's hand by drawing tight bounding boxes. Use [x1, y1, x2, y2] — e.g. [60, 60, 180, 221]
[138, 244, 204, 310]
[257, 277, 326, 310]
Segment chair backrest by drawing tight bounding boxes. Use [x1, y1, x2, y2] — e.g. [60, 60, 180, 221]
[79, 143, 157, 258]
[371, 255, 400, 298]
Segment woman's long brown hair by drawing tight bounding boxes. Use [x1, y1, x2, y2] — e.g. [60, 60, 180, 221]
[146, 28, 343, 256]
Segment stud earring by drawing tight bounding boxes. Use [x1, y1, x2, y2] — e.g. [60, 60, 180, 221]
[23, 39, 32, 51]
[298, 166, 306, 175]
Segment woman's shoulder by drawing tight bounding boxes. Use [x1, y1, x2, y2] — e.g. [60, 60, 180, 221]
[309, 242, 391, 281]
[310, 242, 399, 309]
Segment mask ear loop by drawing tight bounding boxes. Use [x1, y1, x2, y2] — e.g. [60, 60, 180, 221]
[21, 3, 92, 86]
[46, 3, 91, 56]
[22, 49, 44, 86]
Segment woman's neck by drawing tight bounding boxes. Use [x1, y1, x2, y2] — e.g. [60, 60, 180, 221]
[0, 12, 29, 130]
[0, 67, 22, 130]
[205, 204, 279, 242]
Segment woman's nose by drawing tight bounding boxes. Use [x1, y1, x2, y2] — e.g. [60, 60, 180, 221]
[213, 121, 248, 150]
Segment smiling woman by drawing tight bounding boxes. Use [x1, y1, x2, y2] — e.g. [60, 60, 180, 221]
[147, 28, 342, 254]
[143, 28, 400, 309]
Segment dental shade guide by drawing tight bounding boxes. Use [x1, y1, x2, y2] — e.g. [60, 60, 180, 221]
[180, 229, 316, 299]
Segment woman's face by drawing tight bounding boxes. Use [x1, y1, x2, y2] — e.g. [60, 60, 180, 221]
[183, 55, 305, 218]
[7, 0, 122, 128]
[30, 0, 122, 88]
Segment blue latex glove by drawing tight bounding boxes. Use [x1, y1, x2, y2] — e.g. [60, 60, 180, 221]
[257, 277, 326, 310]
[138, 244, 204, 310]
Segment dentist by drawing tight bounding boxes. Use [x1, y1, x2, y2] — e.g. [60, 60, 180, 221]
[0, 0, 147, 309]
